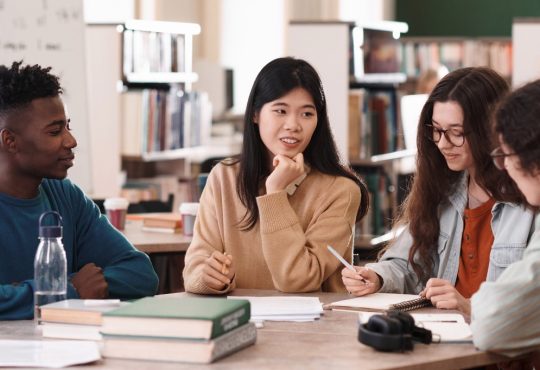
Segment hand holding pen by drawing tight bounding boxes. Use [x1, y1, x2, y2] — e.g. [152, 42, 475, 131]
[201, 251, 235, 291]
[327, 245, 382, 296]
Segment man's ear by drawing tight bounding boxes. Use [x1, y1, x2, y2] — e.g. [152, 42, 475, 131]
[0, 128, 17, 153]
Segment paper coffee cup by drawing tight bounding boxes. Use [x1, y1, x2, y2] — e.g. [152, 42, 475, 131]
[104, 197, 129, 230]
[179, 202, 199, 236]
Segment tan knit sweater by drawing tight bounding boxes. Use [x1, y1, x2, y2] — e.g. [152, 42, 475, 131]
[183, 162, 361, 294]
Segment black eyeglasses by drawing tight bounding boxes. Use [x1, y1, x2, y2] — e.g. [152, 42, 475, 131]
[490, 146, 517, 170]
[425, 124, 468, 147]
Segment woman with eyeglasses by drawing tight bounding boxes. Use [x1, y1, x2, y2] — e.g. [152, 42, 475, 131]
[342, 67, 536, 317]
[470, 80, 540, 359]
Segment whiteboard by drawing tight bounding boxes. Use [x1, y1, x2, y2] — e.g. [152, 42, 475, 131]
[0, 0, 92, 193]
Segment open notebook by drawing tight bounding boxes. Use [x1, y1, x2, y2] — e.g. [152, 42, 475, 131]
[326, 293, 432, 312]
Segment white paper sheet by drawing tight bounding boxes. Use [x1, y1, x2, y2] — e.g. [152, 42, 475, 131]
[0, 340, 101, 368]
[228, 296, 323, 322]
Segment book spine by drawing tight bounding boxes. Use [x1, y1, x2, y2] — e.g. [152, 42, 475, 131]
[211, 323, 257, 362]
[211, 302, 250, 339]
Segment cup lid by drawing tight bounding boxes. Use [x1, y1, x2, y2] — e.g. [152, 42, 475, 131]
[104, 197, 129, 209]
[179, 202, 199, 215]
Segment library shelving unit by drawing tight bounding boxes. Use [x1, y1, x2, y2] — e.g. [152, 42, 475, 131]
[399, 36, 512, 89]
[287, 20, 411, 252]
[118, 19, 241, 166]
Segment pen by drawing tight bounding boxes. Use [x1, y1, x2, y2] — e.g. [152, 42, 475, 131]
[327, 245, 368, 284]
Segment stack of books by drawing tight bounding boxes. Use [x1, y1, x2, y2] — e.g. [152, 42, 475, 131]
[40, 299, 124, 341]
[100, 296, 256, 364]
[140, 213, 183, 233]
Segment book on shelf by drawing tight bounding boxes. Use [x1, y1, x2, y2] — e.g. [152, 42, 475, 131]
[326, 293, 432, 312]
[102, 322, 257, 364]
[39, 299, 124, 326]
[400, 38, 512, 79]
[121, 91, 144, 157]
[124, 88, 212, 156]
[348, 90, 364, 159]
[101, 296, 250, 340]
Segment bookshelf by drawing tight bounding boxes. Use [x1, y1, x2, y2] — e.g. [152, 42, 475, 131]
[400, 36, 512, 82]
[287, 21, 410, 251]
[118, 20, 241, 164]
[117, 20, 242, 209]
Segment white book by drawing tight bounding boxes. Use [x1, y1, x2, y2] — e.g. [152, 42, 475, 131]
[228, 296, 323, 322]
[42, 322, 102, 341]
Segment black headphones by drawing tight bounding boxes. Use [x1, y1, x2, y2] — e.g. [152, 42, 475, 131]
[358, 311, 433, 352]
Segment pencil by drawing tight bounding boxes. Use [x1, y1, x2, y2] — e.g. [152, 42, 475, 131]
[327, 245, 369, 285]
[221, 253, 229, 275]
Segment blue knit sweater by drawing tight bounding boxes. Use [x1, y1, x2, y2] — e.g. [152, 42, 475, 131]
[0, 179, 158, 319]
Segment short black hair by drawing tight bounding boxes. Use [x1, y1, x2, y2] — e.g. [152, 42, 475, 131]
[0, 61, 62, 116]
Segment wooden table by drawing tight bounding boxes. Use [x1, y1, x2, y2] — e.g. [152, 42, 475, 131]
[0, 290, 507, 370]
[121, 220, 191, 254]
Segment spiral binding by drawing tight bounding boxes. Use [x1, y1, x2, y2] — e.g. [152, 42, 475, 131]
[388, 297, 433, 312]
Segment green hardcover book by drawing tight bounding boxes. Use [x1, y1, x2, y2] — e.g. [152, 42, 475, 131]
[101, 296, 250, 340]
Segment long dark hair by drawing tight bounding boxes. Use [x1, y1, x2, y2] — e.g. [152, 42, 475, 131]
[495, 79, 540, 174]
[397, 67, 524, 283]
[231, 57, 369, 230]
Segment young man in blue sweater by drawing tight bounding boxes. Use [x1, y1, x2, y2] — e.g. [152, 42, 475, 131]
[0, 61, 158, 319]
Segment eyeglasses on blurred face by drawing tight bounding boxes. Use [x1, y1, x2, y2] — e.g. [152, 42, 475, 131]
[425, 124, 468, 147]
[490, 146, 517, 170]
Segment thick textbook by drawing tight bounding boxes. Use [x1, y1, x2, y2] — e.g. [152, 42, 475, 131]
[102, 322, 257, 364]
[101, 296, 250, 340]
[327, 293, 432, 312]
[39, 299, 124, 325]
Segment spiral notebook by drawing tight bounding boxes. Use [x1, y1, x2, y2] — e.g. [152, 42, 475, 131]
[326, 293, 433, 312]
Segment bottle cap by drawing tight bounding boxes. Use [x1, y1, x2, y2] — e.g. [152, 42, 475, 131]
[39, 211, 63, 238]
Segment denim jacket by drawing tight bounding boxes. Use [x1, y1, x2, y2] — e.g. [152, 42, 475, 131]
[366, 174, 536, 294]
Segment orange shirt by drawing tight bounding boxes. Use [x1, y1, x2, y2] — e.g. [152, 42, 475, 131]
[455, 198, 496, 298]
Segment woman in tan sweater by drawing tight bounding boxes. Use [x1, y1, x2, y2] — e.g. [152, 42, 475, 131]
[183, 57, 368, 294]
